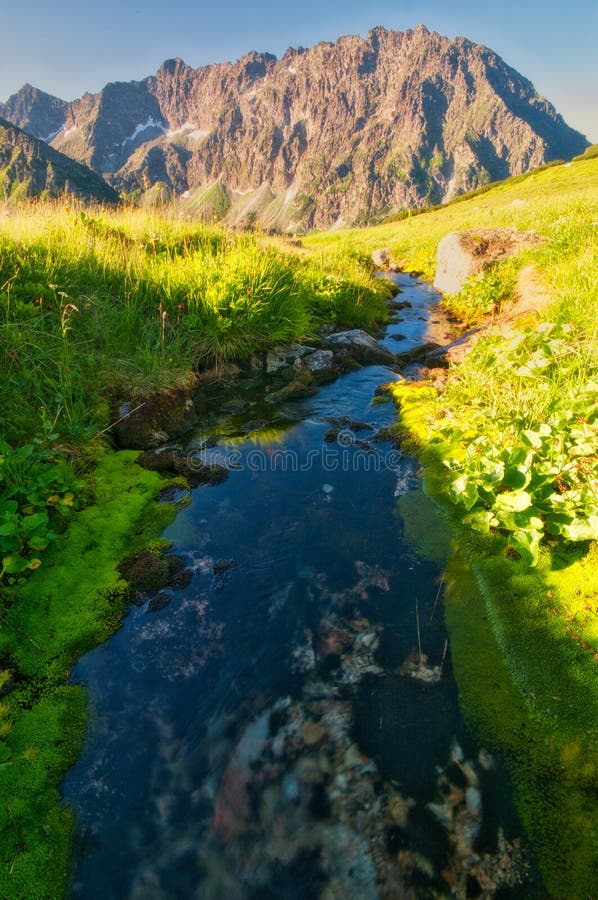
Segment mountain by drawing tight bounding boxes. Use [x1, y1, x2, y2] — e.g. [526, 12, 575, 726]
[0, 118, 119, 203]
[1, 25, 588, 228]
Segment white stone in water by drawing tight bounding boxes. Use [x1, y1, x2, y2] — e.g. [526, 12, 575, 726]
[451, 738, 465, 763]
[478, 748, 497, 771]
[427, 800, 453, 831]
[281, 773, 300, 801]
[356, 632, 379, 651]
[460, 760, 479, 788]
[466, 786, 482, 816]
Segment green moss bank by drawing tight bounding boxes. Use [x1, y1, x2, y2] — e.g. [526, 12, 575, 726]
[0, 450, 176, 899]
[393, 383, 598, 898]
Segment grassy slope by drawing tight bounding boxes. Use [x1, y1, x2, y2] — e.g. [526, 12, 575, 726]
[304, 158, 597, 277]
[307, 158, 598, 896]
[0, 205, 391, 445]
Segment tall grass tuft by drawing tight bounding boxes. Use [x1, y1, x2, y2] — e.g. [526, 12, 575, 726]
[0, 202, 389, 444]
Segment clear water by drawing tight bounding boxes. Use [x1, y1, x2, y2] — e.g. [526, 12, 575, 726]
[61, 277, 540, 899]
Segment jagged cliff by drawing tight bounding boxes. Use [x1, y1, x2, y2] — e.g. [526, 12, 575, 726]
[1, 25, 588, 227]
[0, 118, 119, 203]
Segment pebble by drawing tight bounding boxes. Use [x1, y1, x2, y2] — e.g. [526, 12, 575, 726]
[460, 760, 480, 788]
[301, 721, 327, 747]
[281, 774, 300, 802]
[466, 786, 482, 816]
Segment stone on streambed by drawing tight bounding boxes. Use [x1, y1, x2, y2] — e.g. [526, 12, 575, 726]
[399, 650, 443, 684]
[433, 227, 543, 295]
[302, 721, 328, 747]
[265, 379, 319, 405]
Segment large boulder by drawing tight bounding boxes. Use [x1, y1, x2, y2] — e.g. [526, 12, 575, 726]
[323, 330, 396, 366]
[372, 247, 392, 268]
[433, 228, 543, 295]
[113, 387, 198, 450]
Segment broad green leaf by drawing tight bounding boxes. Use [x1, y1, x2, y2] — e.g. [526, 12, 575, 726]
[463, 510, 498, 533]
[450, 475, 479, 511]
[0, 521, 18, 537]
[2, 555, 30, 575]
[561, 517, 598, 542]
[511, 529, 542, 567]
[495, 490, 532, 513]
[503, 466, 529, 489]
[522, 430, 542, 449]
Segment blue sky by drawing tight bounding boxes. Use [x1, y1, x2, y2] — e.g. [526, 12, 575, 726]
[2, 0, 597, 140]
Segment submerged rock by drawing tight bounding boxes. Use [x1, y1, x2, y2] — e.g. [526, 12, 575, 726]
[138, 446, 229, 485]
[399, 650, 443, 684]
[265, 379, 318, 405]
[302, 721, 327, 747]
[119, 549, 190, 597]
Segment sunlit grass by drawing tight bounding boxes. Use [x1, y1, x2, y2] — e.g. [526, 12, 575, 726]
[0, 203, 389, 444]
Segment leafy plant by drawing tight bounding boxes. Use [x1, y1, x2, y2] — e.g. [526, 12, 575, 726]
[0, 438, 81, 581]
[438, 323, 597, 565]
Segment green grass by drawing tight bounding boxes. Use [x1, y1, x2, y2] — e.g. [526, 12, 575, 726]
[305, 156, 598, 278]
[0, 203, 391, 446]
[393, 383, 598, 897]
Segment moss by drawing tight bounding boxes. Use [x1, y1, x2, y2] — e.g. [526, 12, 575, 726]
[391, 379, 598, 897]
[0, 449, 176, 900]
[445, 551, 598, 898]
[396, 487, 452, 566]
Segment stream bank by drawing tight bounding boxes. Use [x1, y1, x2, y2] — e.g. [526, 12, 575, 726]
[392, 379, 598, 898]
[0, 452, 180, 900]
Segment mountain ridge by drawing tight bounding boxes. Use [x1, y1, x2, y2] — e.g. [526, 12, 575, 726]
[0, 117, 120, 203]
[0, 25, 589, 227]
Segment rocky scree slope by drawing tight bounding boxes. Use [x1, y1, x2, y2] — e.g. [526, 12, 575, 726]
[0, 25, 588, 227]
[0, 117, 119, 202]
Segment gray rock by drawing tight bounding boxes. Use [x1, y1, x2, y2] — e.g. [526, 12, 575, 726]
[323, 330, 396, 366]
[372, 247, 391, 268]
[424, 328, 483, 367]
[266, 343, 316, 373]
[433, 228, 543, 295]
[113, 389, 198, 450]
[466, 786, 482, 816]
[302, 349, 335, 373]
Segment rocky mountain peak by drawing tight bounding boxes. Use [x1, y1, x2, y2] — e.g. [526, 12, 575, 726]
[0, 26, 589, 229]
